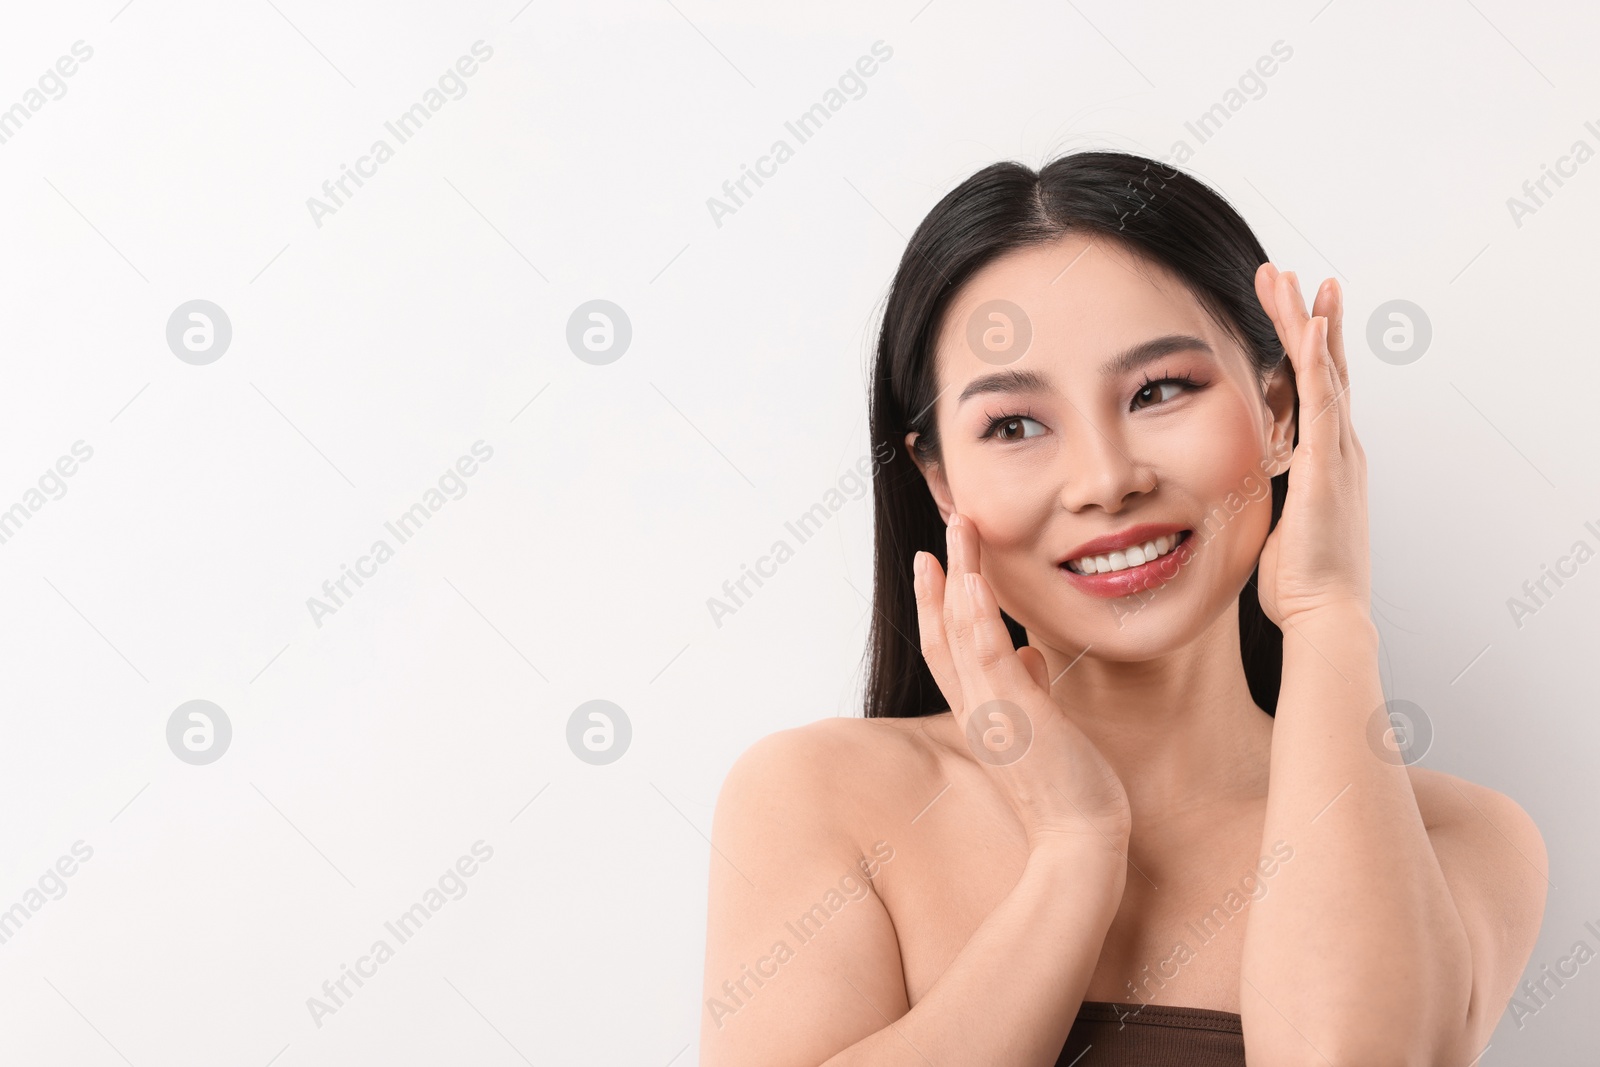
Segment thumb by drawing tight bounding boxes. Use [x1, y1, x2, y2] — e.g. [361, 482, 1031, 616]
[1016, 645, 1050, 693]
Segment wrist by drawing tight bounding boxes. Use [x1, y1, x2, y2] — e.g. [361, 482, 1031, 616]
[1279, 601, 1376, 640]
[1022, 839, 1127, 927]
[1027, 833, 1130, 884]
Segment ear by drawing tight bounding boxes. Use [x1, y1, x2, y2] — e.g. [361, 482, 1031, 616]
[905, 430, 955, 523]
[1260, 359, 1297, 477]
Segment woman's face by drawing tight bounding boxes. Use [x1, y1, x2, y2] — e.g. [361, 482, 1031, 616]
[909, 233, 1296, 659]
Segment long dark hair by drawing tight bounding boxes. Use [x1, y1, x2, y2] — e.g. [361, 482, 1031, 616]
[862, 150, 1294, 719]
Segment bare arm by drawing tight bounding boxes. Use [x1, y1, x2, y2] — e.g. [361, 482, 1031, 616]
[1241, 611, 1473, 1066]
[703, 504, 1138, 1064]
[1241, 610, 1547, 1066]
[699, 726, 1127, 1067]
[1240, 266, 1547, 1066]
[822, 840, 1125, 1067]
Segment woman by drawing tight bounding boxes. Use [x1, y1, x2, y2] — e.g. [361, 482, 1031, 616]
[699, 151, 1547, 1066]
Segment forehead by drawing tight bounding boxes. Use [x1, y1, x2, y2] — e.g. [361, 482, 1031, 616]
[933, 234, 1222, 387]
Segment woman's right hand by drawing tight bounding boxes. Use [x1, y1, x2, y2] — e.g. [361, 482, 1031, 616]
[913, 511, 1134, 858]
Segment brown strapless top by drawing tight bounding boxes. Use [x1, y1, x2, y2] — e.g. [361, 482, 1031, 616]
[1056, 1000, 1245, 1065]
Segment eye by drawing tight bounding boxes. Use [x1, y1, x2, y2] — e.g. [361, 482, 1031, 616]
[1131, 374, 1200, 412]
[982, 413, 1047, 442]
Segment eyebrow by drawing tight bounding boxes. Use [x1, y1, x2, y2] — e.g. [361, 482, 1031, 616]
[955, 333, 1215, 407]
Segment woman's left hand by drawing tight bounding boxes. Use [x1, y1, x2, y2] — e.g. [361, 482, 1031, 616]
[1252, 264, 1372, 630]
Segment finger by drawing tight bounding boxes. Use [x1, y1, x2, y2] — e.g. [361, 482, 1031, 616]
[1312, 278, 1349, 393]
[1298, 315, 1343, 455]
[954, 530, 1064, 772]
[946, 510, 981, 578]
[1258, 265, 1315, 399]
[963, 569, 1027, 682]
[1314, 316, 1347, 451]
[964, 569, 1048, 737]
[952, 521, 1044, 701]
[1275, 272, 1327, 441]
[1313, 279, 1357, 456]
[1254, 261, 1278, 317]
[1275, 270, 1313, 357]
[1016, 644, 1050, 693]
[912, 550, 967, 722]
[942, 514, 995, 706]
[940, 511, 1004, 710]
[1255, 262, 1296, 364]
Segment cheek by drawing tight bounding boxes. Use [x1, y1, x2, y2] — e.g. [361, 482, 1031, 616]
[1182, 396, 1277, 563]
[1164, 387, 1270, 494]
[1194, 387, 1270, 469]
[952, 460, 1055, 551]
[1200, 425, 1271, 498]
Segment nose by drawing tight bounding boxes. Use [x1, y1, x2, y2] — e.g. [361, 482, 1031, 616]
[1055, 416, 1156, 514]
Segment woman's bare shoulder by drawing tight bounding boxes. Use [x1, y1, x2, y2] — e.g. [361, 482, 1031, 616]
[1406, 763, 1544, 849]
[713, 714, 953, 848]
[1405, 764, 1547, 1013]
[702, 717, 937, 1062]
[1406, 763, 1547, 896]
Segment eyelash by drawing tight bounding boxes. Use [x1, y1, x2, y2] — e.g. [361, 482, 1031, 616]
[1131, 370, 1203, 411]
[979, 369, 1204, 440]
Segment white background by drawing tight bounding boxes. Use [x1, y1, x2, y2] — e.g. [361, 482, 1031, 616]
[0, 0, 1596, 1063]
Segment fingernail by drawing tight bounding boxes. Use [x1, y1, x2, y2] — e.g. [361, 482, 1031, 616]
[913, 552, 926, 580]
[948, 511, 962, 528]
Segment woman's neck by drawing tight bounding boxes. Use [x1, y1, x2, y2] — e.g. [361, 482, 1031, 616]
[1034, 613, 1273, 819]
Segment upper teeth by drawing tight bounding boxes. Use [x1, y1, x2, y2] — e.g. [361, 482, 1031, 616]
[1067, 533, 1183, 575]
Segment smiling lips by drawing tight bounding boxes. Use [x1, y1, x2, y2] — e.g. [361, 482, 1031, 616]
[1064, 531, 1186, 575]
[1058, 523, 1196, 598]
